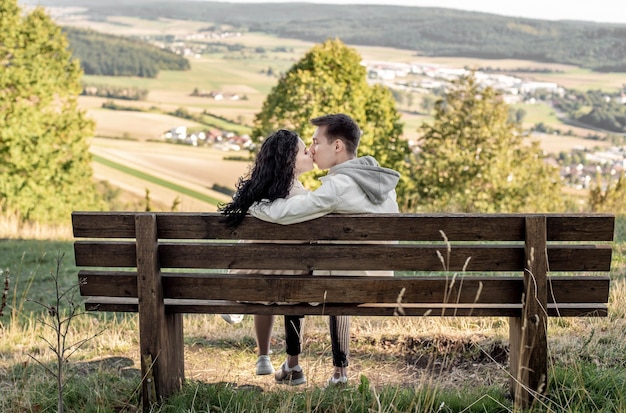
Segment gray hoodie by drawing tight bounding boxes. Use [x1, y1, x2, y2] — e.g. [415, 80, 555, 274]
[330, 156, 400, 204]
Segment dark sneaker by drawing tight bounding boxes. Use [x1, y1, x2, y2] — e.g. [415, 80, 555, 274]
[274, 362, 306, 385]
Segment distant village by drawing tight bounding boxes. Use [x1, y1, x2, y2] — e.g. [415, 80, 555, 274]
[162, 125, 252, 152]
[364, 60, 566, 103]
[363, 60, 625, 189]
[162, 57, 625, 191]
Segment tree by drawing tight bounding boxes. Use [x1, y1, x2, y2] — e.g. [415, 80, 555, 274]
[589, 172, 626, 215]
[407, 74, 564, 213]
[405, 92, 414, 110]
[0, 1, 100, 223]
[420, 95, 435, 114]
[252, 39, 411, 199]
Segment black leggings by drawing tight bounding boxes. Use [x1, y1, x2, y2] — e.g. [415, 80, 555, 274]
[285, 315, 304, 356]
[284, 314, 350, 367]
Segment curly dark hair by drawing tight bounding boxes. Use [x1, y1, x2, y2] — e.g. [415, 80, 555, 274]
[219, 129, 300, 228]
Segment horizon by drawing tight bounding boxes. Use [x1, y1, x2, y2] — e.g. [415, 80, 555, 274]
[205, 0, 626, 24]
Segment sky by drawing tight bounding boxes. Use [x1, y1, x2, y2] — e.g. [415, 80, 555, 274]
[210, 0, 626, 24]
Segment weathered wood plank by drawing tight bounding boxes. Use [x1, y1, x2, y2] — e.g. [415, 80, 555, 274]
[525, 216, 549, 404]
[546, 214, 615, 241]
[72, 212, 615, 242]
[74, 242, 613, 272]
[83, 297, 608, 317]
[135, 214, 183, 407]
[74, 241, 136, 267]
[72, 211, 136, 238]
[78, 271, 610, 305]
[547, 245, 613, 271]
[510, 216, 549, 408]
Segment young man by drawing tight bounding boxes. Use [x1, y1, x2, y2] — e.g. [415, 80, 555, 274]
[250, 113, 400, 386]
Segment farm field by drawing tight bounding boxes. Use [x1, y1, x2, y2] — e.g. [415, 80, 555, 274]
[85, 107, 205, 141]
[529, 132, 610, 154]
[61, 14, 621, 208]
[90, 137, 250, 212]
[77, 31, 622, 130]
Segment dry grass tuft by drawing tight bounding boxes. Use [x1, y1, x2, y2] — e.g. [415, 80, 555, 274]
[0, 214, 73, 240]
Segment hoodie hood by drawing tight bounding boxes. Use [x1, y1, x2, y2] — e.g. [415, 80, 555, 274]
[329, 156, 400, 204]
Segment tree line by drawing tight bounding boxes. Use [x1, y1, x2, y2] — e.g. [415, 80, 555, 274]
[82, 83, 149, 100]
[552, 89, 626, 134]
[63, 27, 190, 77]
[254, 13, 626, 73]
[30, 0, 626, 72]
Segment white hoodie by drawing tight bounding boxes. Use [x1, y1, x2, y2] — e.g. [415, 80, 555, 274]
[250, 156, 400, 277]
[250, 156, 400, 224]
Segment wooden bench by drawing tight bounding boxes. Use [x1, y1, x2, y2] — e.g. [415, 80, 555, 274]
[72, 211, 614, 410]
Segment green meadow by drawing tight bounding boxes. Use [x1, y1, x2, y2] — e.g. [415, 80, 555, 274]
[1, 218, 625, 411]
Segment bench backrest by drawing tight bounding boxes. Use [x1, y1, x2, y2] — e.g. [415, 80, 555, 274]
[72, 212, 614, 317]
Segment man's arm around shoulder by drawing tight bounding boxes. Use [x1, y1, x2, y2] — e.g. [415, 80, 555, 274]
[249, 179, 340, 224]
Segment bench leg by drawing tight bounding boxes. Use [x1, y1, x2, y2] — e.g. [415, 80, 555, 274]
[140, 313, 184, 410]
[135, 213, 185, 410]
[509, 315, 547, 409]
[509, 317, 527, 407]
[509, 216, 549, 409]
[166, 313, 185, 389]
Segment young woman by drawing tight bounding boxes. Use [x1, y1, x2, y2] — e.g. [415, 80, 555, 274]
[219, 129, 314, 385]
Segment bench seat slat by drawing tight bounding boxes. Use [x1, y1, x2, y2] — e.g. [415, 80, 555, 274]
[74, 242, 613, 272]
[78, 271, 609, 305]
[83, 297, 607, 317]
[72, 212, 615, 242]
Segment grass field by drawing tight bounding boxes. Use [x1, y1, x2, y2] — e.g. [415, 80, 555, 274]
[1, 218, 625, 411]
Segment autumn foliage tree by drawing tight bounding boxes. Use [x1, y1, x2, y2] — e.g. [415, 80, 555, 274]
[252, 38, 412, 201]
[408, 74, 564, 213]
[1, 0, 100, 223]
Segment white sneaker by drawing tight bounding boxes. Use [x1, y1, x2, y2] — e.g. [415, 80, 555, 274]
[326, 375, 348, 386]
[220, 314, 244, 324]
[256, 355, 275, 375]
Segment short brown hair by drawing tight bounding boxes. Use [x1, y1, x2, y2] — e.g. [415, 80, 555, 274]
[310, 113, 361, 156]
